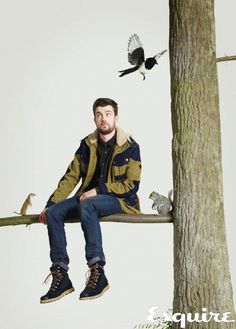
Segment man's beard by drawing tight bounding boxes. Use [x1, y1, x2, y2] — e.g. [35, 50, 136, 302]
[98, 124, 116, 135]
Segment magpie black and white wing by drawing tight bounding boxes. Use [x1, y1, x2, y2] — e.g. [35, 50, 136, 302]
[127, 34, 145, 66]
[154, 49, 167, 61]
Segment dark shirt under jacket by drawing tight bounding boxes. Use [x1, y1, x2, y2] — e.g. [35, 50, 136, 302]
[86, 133, 117, 192]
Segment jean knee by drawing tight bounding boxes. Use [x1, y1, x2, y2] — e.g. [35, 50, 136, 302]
[79, 198, 96, 222]
[46, 204, 64, 223]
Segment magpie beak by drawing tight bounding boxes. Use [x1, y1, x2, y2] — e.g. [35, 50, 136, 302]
[119, 34, 167, 80]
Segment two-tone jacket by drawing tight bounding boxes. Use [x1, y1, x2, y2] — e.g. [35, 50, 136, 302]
[46, 127, 142, 214]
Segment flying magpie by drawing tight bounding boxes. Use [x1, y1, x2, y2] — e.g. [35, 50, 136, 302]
[119, 34, 167, 80]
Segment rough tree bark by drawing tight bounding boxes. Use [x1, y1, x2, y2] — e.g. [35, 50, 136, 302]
[169, 1, 236, 328]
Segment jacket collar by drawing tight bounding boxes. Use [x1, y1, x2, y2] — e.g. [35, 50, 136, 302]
[87, 127, 131, 147]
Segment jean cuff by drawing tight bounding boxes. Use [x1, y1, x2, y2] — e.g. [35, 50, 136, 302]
[53, 262, 69, 271]
[87, 256, 106, 267]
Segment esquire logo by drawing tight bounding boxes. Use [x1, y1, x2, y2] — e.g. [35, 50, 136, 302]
[145, 307, 235, 328]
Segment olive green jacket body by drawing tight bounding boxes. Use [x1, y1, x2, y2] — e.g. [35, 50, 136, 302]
[46, 127, 142, 214]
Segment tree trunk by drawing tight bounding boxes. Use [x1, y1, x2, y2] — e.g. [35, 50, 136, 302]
[169, 1, 236, 328]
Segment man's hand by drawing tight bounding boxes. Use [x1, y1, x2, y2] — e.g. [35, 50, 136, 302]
[39, 208, 48, 225]
[80, 188, 97, 201]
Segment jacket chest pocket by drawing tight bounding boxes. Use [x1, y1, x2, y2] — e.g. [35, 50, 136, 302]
[111, 158, 129, 181]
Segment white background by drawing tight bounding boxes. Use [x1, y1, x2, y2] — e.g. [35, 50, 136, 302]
[0, 1, 235, 328]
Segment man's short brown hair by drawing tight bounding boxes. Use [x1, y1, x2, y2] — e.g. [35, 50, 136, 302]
[92, 98, 118, 116]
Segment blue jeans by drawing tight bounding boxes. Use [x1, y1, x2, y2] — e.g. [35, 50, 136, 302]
[46, 195, 122, 270]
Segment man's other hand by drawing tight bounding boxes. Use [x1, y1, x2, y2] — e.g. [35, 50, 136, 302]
[39, 208, 48, 225]
[80, 188, 97, 201]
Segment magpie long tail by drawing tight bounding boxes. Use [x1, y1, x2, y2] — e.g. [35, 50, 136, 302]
[119, 66, 139, 77]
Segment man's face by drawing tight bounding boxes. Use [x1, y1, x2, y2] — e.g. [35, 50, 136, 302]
[94, 105, 118, 135]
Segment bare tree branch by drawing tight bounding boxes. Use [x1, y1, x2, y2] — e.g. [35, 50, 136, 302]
[0, 213, 173, 227]
[217, 55, 236, 63]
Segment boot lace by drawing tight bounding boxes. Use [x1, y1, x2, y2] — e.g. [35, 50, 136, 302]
[43, 269, 64, 291]
[85, 263, 103, 288]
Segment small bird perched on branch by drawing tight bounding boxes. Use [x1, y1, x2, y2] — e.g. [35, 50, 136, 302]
[119, 34, 167, 80]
